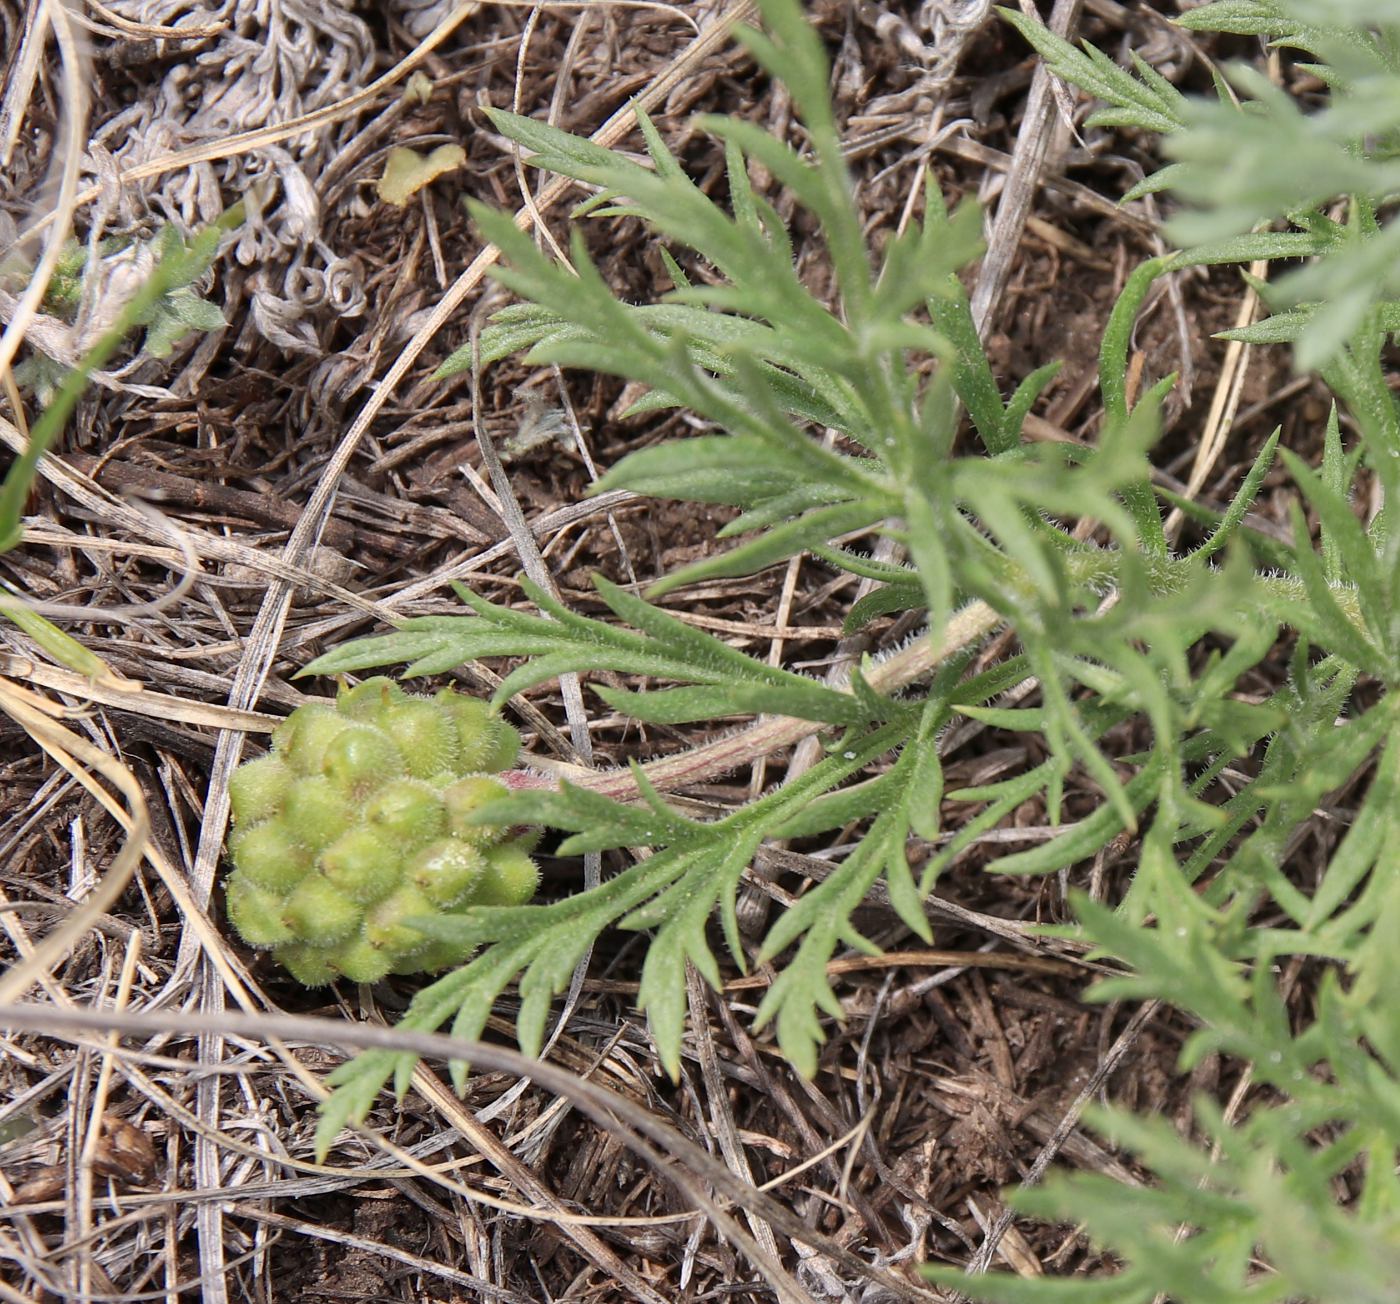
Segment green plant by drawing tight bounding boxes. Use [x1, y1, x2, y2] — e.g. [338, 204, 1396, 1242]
[284, 4, 1400, 1297]
[907, 4, 1400, 1300]
[224, 677, 536, 984]
[1, 211, 240, 675]
[3, 219, 232, 404]
[1001, 0, 1400, 373]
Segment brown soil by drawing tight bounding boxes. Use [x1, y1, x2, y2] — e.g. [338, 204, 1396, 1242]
[0, 2, 1338, 1301]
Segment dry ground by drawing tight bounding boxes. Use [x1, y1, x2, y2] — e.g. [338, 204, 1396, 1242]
[0, 2, 1337, 1301]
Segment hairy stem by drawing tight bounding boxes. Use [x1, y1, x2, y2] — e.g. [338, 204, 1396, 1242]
[505, 550, 1367, 804]
[515, 599, 1002, 800]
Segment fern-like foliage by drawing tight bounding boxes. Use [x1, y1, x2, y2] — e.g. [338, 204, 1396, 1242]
[308, 574, 901, 727]
[304, 16, 1400, 1303]
[908, 5, 1400, 1301]
[306, 0, 1236, 1120]
[1003, 0, 1400, 371]
[932, 713, 1400, 1304]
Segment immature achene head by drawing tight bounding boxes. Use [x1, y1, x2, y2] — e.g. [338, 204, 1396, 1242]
[224, 678, 538, 985]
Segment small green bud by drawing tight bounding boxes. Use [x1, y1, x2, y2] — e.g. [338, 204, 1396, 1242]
[438, 691, 489, 753]
[224, 874, 294, 948]
[377, 699, 460, 779]
[477, 843, 540, 907]
[393, 938, 469, 975]
[274, 705, 352, 775]
[409, 837, 486, 906]
[330, 935, 394, 984]
[321, 725, 405, 794]
[228, 753, 291, 826]
[481, 718, 521, 772]
[364, 884, 437, 956]
[229, 819, 312, 894]
[438, 692, 520, 772]
[281, 875, 361, 944]
[442, 775, 510, 846]
[282, 776, 353, 853]
[319, 827, 401, 904]
[277, 944, 338, 987]
[364, 780, 447, 849]
[337, 675, 410, 721]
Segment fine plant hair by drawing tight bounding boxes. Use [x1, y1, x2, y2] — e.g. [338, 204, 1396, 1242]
[279, 0, 1400, 1296]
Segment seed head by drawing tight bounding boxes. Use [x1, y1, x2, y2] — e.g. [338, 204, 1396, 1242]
[224, 683, 539, 985]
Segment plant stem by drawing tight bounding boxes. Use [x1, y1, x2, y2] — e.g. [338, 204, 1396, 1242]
[513, 599, 1002, 800]
[503, 549, 1367, 804]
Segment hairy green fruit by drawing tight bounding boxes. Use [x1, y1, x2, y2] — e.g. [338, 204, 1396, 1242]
[321, 725, 405, 794]
[282, 875, 362, 944]
[227, 753, 291, 826]
[229, 820, 312, 895]
[376, 700, 461, 779]
[364, 884, 437, 956]
[282, 777, 353, 853]
[364, 780, 448, 848]
[439, 692, 520, 772]
[273, 706, 351, 775]
[223, 682, 536, 984]
[320, 828, 401, 904]
[279, 944, 338, 988]
[409, 838, 485, 906]
[478, 843, 540, 907]
[442, 775, 510, 846]
[331, 936, 395, 984]
[224, 875, 294, 948]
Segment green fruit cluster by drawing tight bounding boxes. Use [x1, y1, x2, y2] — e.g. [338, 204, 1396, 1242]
[224, 677, 538, 985]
